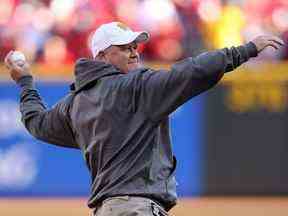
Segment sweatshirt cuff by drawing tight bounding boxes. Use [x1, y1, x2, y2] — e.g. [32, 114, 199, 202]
[17, 75, 34, 89]
[244, 42, 258, 58]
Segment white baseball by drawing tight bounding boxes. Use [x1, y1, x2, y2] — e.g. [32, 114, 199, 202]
[10, 51, 26, 62]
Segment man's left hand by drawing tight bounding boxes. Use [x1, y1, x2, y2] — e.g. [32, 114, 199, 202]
[251, 35, 284, 53]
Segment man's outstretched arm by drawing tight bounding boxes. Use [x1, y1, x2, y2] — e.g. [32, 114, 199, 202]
[137, 36, 284, 122]
[4, 51, 79, 149]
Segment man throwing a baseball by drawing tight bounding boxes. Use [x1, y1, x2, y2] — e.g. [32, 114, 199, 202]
[4, 22, 284, 216]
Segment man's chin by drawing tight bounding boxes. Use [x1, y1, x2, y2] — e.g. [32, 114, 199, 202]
[128, 62, 141, 71]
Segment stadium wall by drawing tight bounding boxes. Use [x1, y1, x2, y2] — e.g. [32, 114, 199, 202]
[1, 63, 288, 198]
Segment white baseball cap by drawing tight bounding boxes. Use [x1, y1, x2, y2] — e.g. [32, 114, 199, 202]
[90, 22, 150, 58]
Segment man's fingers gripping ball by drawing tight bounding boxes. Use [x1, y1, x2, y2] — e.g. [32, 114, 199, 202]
[4, 50, 31, 82]
[5, 50, 27, 70]
[4, 51, 14, 69]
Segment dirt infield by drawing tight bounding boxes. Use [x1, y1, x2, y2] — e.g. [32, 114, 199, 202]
[1, 197, 288, 216]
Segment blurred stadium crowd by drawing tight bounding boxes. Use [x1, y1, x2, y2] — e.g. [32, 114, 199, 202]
[0, 0, 288, 65]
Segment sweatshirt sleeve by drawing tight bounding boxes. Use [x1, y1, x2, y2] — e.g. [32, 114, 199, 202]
[137, 42, 258, 122]
[17, 75, 79, 149]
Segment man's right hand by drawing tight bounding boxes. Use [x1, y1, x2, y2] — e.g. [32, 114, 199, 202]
[251, 35, 284, 53]
[4, 51, 31, 82]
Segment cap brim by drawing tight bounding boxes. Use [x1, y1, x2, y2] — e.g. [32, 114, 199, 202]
[111, 31, 150, 46]
[134, 31, 150, 43]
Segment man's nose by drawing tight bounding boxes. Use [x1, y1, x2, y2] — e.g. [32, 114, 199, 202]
[130, 48, 138, 58]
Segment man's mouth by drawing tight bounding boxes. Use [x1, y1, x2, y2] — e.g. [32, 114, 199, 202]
[128, 58, 138, 64]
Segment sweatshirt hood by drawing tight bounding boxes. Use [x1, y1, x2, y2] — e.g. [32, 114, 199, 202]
[71, 58, 122, 93]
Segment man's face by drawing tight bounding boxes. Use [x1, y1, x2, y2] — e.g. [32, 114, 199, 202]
[102, 42, 140, 73]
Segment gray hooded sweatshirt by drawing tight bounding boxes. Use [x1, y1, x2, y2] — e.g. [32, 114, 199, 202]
[17, 42, 258, 211]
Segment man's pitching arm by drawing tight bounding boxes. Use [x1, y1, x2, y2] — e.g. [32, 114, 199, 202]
[4, 51, 79, 149]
